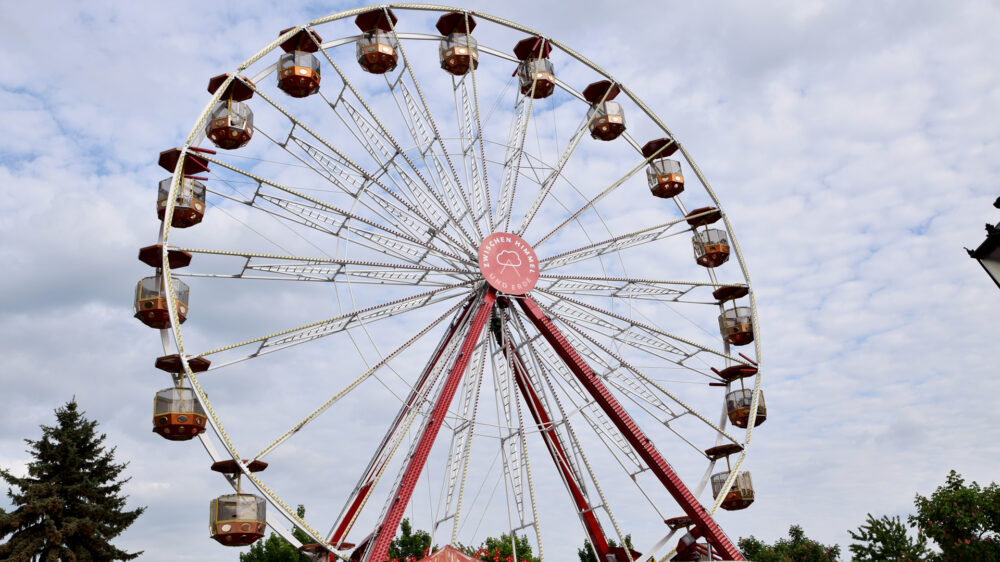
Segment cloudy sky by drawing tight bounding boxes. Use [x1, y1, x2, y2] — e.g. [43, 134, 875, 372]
[2, 1, 1000, 560]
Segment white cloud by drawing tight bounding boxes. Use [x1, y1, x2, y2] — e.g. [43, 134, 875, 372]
[3, 1, 1000, 560]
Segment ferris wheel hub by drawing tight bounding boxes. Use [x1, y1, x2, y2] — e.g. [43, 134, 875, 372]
[477, 232, 539, 295]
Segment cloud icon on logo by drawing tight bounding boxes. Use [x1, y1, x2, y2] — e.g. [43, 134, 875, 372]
[497, 250, 522, 273]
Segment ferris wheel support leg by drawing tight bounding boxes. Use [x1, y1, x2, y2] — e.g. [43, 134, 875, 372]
[330, 296, 479, 548]
[516, 296, 745, 561]
[501, 342, 614, 560]
[363, 288, 497, 562]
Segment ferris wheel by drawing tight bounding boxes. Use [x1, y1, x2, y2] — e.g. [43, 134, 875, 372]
[135, 5, 765, 561]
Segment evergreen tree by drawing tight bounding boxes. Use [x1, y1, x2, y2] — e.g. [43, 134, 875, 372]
[0, 400, 145, 560]
[909, 470, 1000, 561]
[738, 525, 840, 561]
[848, 513, 927, 561]
[240, 505, 311, 562]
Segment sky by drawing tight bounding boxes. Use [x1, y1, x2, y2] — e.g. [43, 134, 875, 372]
[2, 1, 1000, 560]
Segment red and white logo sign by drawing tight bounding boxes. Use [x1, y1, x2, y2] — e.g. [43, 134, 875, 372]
[478, 233, 539, 295]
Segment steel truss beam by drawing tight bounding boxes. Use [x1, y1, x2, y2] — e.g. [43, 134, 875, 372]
[328, 294, 477, 550]
[516, 296, 744, 561]
[362, 288, 497, 561]
[500, 340, 614, 561]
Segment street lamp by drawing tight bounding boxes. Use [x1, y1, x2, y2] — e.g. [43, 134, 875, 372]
[967, 197, 1000, 289]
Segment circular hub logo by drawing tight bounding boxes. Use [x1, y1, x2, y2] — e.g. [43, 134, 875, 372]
[478, 233, 539, 295]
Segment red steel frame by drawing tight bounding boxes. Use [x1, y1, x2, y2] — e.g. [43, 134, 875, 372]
[500, 340, 614, 560]
[331, 297, 479, 550]
[363, 288, 497, 561]
[516, 296, 744, 561]
[348, 287, 741, 561]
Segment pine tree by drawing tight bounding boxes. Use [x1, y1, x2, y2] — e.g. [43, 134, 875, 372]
[0, 400, 145, 560]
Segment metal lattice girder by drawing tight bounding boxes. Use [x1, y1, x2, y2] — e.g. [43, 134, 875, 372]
[492, 340, 528, 523]
[505, 317, 592, 493]
[457, 77, 491, 229]
[197, 282, 474, 363]
[385, 20, 481, 243]
[434, 339, 487, 535]
[176, 248, 471, 286]
[531, 340, 646, 476]
[254, 298, 471, 463]
[538, 277, 686, 300]
[363, 289, 497, 562]
[494, 91, 530, 231]
[328, 295, 479, 548]
[516, 296, 744, 561]
[288, 132, 368, 196]
[536, 288, 751, 366]
[395, 80, 475, 235]
[538, 218, 689, 271]
[500, 339, 612, 559]
[285, 128, 454, 252]
[538, 294, 690, 360]
[252, 86, 474, 256]
[536, 297, 742, 447]
[199, 155, 472, 269]
[514, 111, 592, 237]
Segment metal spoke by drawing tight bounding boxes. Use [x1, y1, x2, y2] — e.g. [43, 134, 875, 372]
[238, 76, 476, 258]
[532, 140, 679, 248]
[515, 341, 635, 562]
[323, 91, 475, 251]
[530, 297, 742, 446]
[454, 74, 491, 237]
[174, 247, 473, 286]
[196, 282, 476, 364]
[538, 217, 690, 271]
[490, 335, 528, 526]
[250, 128, 466, 261]
[310, 33, 479, 249]
[384, 14, 483, 242]
[328, 294, 480, 547]
[539, 274, 745, 302]
[463, 10, 496, 234]
[494, 78, 536, 233]
[433, 339, 488, 543]
[515, 84, 616, 236]
[534, 287, 750, 366]
[254, 298, 469, 460]
[200, 155, 474, 268]
[509, 313, 645, 476]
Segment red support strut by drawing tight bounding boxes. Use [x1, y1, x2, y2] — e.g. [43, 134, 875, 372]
[501, 341, 614, 560]
[516, 296, 744, 561]
[364, 289, 497, 562]
[332, 298, 478, 549]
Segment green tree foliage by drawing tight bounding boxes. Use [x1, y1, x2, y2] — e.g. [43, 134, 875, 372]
[388, 518, 433, 560]
[848, 513, 927, 561]
[577, 535, 634, 562]
[0, 400, 145, 560]
[738, 525, 840, 562]
[909, 470, 1000, 561]
[239, 505, 311, 562]
[469, 532, 539, 562]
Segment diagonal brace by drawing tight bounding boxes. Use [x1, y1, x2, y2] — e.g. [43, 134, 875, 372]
[516, 296, 743, 561]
